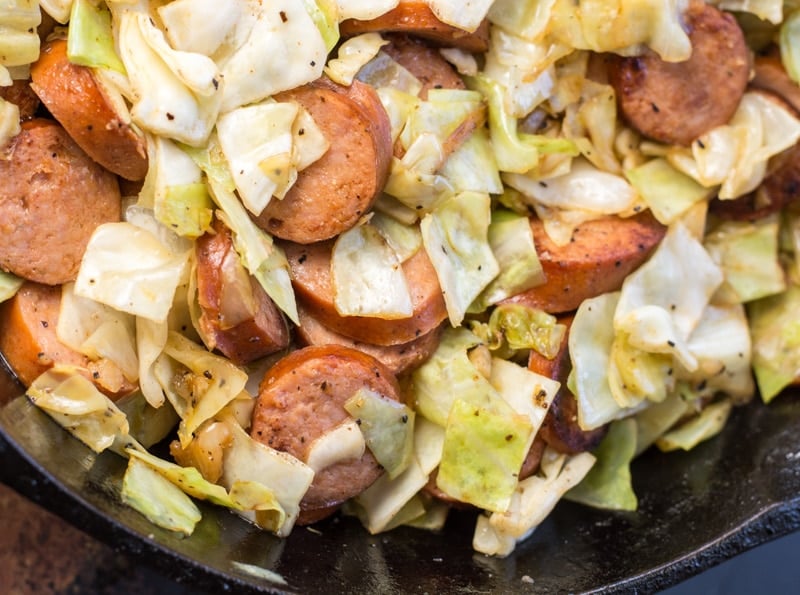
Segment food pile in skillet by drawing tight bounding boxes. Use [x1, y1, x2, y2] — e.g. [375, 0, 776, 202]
[1, 0, 800, 557]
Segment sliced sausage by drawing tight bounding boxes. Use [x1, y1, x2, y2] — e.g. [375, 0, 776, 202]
[251, 345, 403, 522]
[0, 119, 121, 285]
[383, 35, 486, 161]
[195, 218, 290, 365]
[30, 39, 148, 181]
[503, 212, 666, 314]
[253, 78, 392, 244]
[382, 34, 466, 98]
[340, 1, 490, 53]
[295, 302, 443, 375]
[0, 79, 40, 120]
[283, 239, 448, 346]
[608, 2, 749, 146]
[528, 316, 608, 454]
[751, 46, 800, 115]
[0, 282, 135, 398]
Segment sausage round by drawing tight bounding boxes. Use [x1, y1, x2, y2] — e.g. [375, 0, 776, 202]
[253, 78, 392, 244]
[528, 316, 608, 454]
[608, 2, 749, 146]
[383, 34, 466, 98]
[0, 79, 40, 121]
[340, 1, 490, 53]
[0, 119, 121, 285]
[503, 212, 666, 314]
[251, 345, 403, 521]
[195, 218, 290, 365]
[283, 239, 448, 346]
[0, 282, 135, 398]
[30, 39, 148, 181]
[295, 302, 443, 375]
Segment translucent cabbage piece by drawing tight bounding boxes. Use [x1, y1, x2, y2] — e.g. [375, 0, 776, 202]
[302, 0, 340, 52]
[505, 158, 638, 216]
[219, 418, 314, 536]
[122, 456, 201, 536]
[704, 218, 786, 304]
[633, 392, 691, 456]
[468, 304, 565, 358]
[67, 0, 126, 73]
[344, 388, 415, 479]
[57, 283, 139, 382]
[748, 284, 800, 403]
[564, 419, 638, 511]
[305, 420, 365, 472]
[331, 221, 414, 319]
[369, 212, 422, 263]
[74, 221, 191, 323]
[490, 357, 560, 438]
[0, 97, 20, 147]
[26, 367, 131, 454]
[324, 33, 388, 86]
[439, 127, 503, 195]
[655, 400, 733, 452]
[717, 0, 783, 24]
[781, 10, 800, 82]
[214, 0, 327, 112]
[336, 0, 398, 20]
[160, 332, 249, 448]
[116, 392, 179, 449]
[0, 270, 22, 304]
[421, 191, 500, 326]
[473, 449, 596, 556]
[625, 158, 713, 225]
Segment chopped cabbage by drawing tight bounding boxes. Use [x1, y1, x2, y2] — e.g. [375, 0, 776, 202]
[38, 0, 71, 24]
[159, 332, 249, 448]
[633, 392, 691, 456]
[0, 270, 22, 304]
[564, 419, 638, 511]
[439, 127, 504, 195]
[122, 456, 201, 536]
[716, 0, 783, 24]
[781, 10, 800, 82]
[305, 420, 365, 472]
[157, 0, 242, 56]
[369, 212, 422, 263]
[704, 217, 786, 304]
[116, 392, 179, 449]
[74, 221, 191, 323]
[302, 0, 340, 52]
[748, 284, 800, 403]
[625, 158, 713, 225]
[0, 0, 40, 68]
[489, 357, 560, 437]
[421, 191, 500, 326]
[213, 0, 327, 112]
[26, 366, 132, 454]
[331, 221, 414, 318]
[0, 97, 20, 148]
[218, 418, 315, 536]
[426, 0, 495, 32]
[113, 8, 223, 146]
[336, 0, 398, 20]
[436, 395, 533, 512]
[57, 283, 139, 382]
[655, 400, 733, 452]
[344, 388, 415, 479]
[359, 53, 423, 97]
[324, 33, 388, 86]
[67, 0, 126, 73]
[468, 304, 565, 358]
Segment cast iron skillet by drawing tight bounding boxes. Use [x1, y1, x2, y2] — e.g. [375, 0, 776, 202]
[1, 354, 799, 594]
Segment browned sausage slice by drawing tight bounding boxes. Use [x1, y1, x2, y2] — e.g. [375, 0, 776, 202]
[30, 39, 148, 181]
[503, 212, 666, 314]
[251, 345, 403, 522]
[0, 79, 40, 121]
[340, 1, 490, 53]
[751, 47, 800, 115]
[0, 119, 121, 285]
[608, 2, 749, 146]
[195, 218, 289, 365]
[0, 282, 135, 398]
[295, 302, 443, 375]
[253, 78, 392, 244]
[382, 34, 466, 98]
[283, 239, 448, 346]
[528, 315, 608, 454]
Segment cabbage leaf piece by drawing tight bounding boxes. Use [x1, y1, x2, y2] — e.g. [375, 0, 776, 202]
[344, 388, 415, 479]
[655, 400, 733, 452]
[0, 270, 22, 304]
[67, 0, 125, 73]
[564, 418, 638, 511]
[421, 191, 500, 326]
[324, 33, 388, 86]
